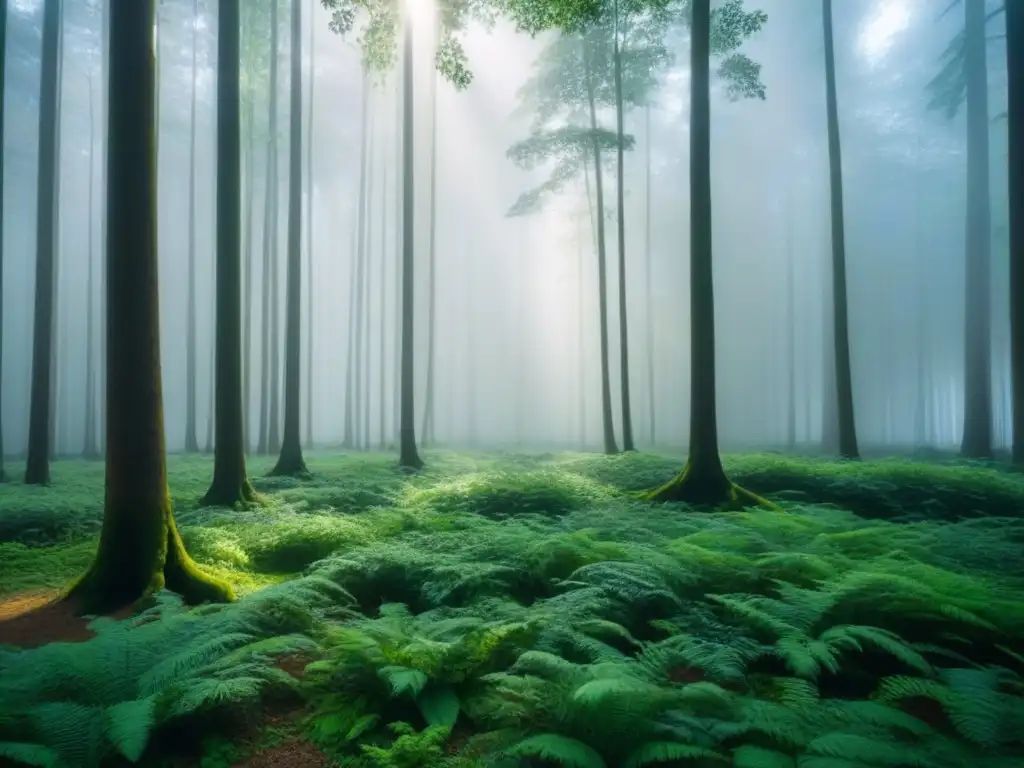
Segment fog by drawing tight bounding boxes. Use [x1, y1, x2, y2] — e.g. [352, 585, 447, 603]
[0, 0, 1011, 458]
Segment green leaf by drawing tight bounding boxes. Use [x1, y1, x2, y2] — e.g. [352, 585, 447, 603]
[378, 666, 429, 698]
[732, 745, 796, 768]
[506, 734, 606, 768]
[623, 741, 725, 766]
[417, 685, 461, 728]
[0, 742, 61, 768]
[103, 696, 158, 763]
[345, 713, 380, 742]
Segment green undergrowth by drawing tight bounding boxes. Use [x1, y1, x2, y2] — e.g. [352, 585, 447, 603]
[1, 450, 1024, 766]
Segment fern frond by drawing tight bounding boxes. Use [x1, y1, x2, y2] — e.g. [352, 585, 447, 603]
[505, 733, 605, 768]
[623, 741, 725, 766]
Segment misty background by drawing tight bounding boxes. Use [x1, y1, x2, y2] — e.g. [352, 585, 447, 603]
[0, 0, 1011, 457]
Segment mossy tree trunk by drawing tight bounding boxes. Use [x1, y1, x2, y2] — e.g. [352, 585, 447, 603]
[1009, 0, 1024, 465]
[959, 0, 992, 459]
[25, 0, 61, 485]
[202, 0, 256, 506]
[822, 0, 859, 461]
[612, 0, 634, 452]
[398, 14, 423, 470]
[271, 0, 307, 476]
[0, 0, 6, 481]
[184, 0, 200, 454]
[66, 0, 233, 614]
[645, 0, 764, 508]
[583, 41, 619, 457]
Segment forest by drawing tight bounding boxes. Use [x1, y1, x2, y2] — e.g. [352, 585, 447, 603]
[0, 0, 1023, 765]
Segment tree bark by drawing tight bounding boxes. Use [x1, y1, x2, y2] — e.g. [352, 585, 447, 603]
[184, 0, 200, 453]
[822, 0, 859, 460]
[25, 0, 62, 485]
[421, 40, 440, 447]
[66, 0, 233, 614]
[202, 0, 256, 506]
[271, 0, 307, 475]
[959, 0, 992, 458]
[378, 125, 389, 448]
[1008, 0, 1024, 464]
[353, 106, 373, 450]
[612, 0, 634, 451]
[267, 0, 282, 455]
[398, 13, 423, 469]
[583, 40, 619, 457]
[242, 94, 255, 451]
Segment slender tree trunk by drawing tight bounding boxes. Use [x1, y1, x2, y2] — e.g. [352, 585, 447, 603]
[202, 0, 255, 505]
[583, 43, 619, 456]
[353, 115, 373, 450]
[271, 0, 307, 475]
[644, 102, 655, 447]
[0, 0, 5, 480]
[25, 0, 61, 484]
[1008, 0, 1024, 464]
[786, 201, 797, 449]
[646, 0, 757, 506]
[67, 0, 233, 613]
[421, 41, 439, 446]
[267, 0, 282, 455]
[83, 69, 99, 459]
[398, 12, 423, 469]
[577, 206, 586, 449]
[257, 132, 273, 454]
[242, 96, 255, 451]
[184, 0, 200, 453]
[97, 0, 109, 457]
[392, 71, 401, 448]
[48, 3, 65, 461]
[822, 0, 859, 460]
[304, 0, 315, 447]
[612, 0, 634, 451]
[343, 70, 369, 449]
[960, 0, 993, 458]
[379, 129, 388, 448]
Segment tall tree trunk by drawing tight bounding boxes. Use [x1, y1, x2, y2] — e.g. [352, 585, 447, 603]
[379, 132, 388, 448]
[343, 70, 369, 449]
[84, 69, 100, 459]
[184, 0, 200, 453]
[97, 0, 109, 457]
[202, 0, 255, 505]
[353, 113, 372, 450]
[822, 0, 859, 460]
[577, 205, 586, 449]
[583, 41, 618, 456]
[644, 102, 655, 447]
[960, 0, 992, 458]
[646, 0, 758, 506]
[25, 0, 62, 485]
[398, 12, 423, 469]
[48, 2, 65, 461]
[271, 0, 307, 475]
[0, 0, 5, 481]
[612, 0, 634, 451]
[786, 200, 797, 449]
[304, 0, 315, 447]
[1008, 0, 1024, 464]
[267, 0, 282, 455]
[258, 0, 281, 455]
[421, 42, 439, 446]
[67, 0, 233, 613]
[242, 95, 255, 451]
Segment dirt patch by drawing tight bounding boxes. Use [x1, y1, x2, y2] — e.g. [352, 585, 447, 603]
[275, 653, 315, 680]
[0, 590, 135, 648]
[231, 740, 332, 768]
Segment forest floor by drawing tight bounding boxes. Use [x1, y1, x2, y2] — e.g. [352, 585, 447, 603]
[1, 450, 1023, 767]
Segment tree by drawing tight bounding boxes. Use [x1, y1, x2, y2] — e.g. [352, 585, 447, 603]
[642, 0, 768, 505]
[272, 0, 309, 475]
[1008, 0, 1022, 464]
[202, 0, 259, 506]
[0, 0, 5, 481]
[83, 64, 101, 460]
[185, 0, 201, 453]
[305, 0, 316, 447]
[66, 0, 233, 613]
[927, 0, 997, 458]
[822, 0, 858, 460]
[25, 0, 62, 485]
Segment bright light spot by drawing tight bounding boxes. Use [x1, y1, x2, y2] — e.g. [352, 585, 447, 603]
[857, 0, 912, 64]
[404, 0, 437, 32]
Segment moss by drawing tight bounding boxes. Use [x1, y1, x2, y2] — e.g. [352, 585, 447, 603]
[643, 457, 777, 510]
